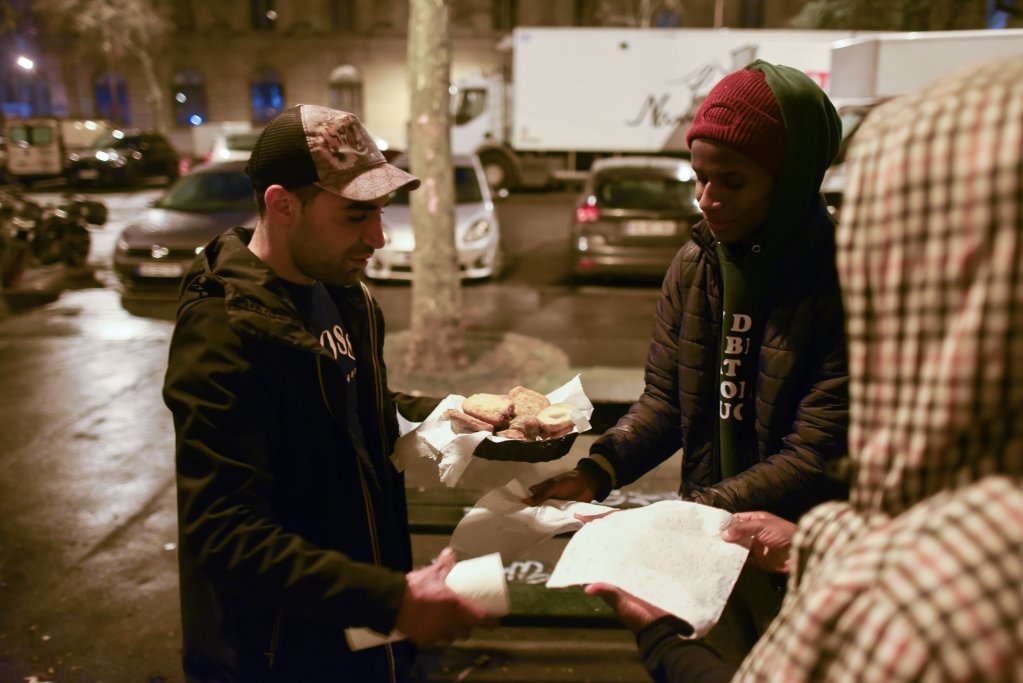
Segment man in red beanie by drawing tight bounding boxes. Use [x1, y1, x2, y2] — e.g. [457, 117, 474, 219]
[527, 60, 847, 664]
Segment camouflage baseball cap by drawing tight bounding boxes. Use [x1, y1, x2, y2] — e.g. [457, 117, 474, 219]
[245, 104, 419, 200]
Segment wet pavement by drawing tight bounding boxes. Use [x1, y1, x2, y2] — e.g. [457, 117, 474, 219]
[0, 189, 674, 682]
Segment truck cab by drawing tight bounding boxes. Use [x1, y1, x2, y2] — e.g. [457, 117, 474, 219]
[451, 75, 517, 191]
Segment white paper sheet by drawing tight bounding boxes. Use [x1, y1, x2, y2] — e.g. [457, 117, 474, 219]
[390, 375, 594, 487]
[450, 479, 616, 562]
[345, 552, 510, 651]
[546, 500, 749, 638]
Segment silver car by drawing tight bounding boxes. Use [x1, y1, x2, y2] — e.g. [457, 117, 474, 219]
[366, 154, 504, 281]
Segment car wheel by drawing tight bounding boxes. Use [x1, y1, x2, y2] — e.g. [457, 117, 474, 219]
[480, 152, 516, 193]
[487, 243, 507, 280]
[63, 227, 91, 267]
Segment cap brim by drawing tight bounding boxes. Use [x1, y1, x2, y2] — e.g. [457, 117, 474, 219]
[316, 162, 420, 201]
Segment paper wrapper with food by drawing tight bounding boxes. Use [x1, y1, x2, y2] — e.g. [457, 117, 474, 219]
[546, 500, 750, 638]
[391, 375, 593, 487]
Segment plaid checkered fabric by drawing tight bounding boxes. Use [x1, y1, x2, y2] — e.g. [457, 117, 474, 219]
[733, 54, 1023, 682]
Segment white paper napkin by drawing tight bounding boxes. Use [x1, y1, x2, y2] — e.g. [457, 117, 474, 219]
[546, 500, 749, 638]
[391, 375, 594, 487]
[450, 479, 616, 562]
[345, 552, 510, 651]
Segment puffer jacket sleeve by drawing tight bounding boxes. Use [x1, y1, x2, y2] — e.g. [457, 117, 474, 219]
[687, 275, 849, 518]
[164, 296, 408, 635]
[586, 247, 690, 492]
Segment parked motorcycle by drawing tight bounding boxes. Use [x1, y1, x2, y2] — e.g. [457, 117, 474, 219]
[0, 189, 107, 288]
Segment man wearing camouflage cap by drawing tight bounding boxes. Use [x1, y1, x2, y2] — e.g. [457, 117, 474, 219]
[163, 105, 492, 681]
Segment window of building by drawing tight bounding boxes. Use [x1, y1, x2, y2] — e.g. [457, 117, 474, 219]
[743, 0, 765, 27]
[172, 0, 195, 30]
[331, 0, 356, 30]
[172, 69, 208, 126]
[94, 72, 130, 124]
[251, 0, 277, 30]
[251, 69, 284, 123]
[328, 64, 363, 117]
[492, 0, 517, 32]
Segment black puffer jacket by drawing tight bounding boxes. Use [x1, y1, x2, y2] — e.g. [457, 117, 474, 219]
[586, 210, 848, 520]
[164, 227, 438, 682]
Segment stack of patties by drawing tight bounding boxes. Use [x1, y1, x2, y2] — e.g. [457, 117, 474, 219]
[444, 386, 576, 441]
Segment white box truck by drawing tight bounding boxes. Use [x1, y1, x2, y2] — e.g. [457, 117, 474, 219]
[829, 28, 1023, 101]
[451, 27, 864, 191]
[822, 29, 1023, 216]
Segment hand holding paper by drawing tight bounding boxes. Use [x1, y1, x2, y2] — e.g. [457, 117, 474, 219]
[345, 551, 508, 651]
[546, 500, 749, 638]
[450, 479, 615, 562]
[584, 583, 677, 634]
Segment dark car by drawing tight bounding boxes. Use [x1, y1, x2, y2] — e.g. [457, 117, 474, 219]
[113, 160, 256, 289]
[66, 129, 180, 188]
[569, 156, 701, 282]
[821, 97, 887, 218]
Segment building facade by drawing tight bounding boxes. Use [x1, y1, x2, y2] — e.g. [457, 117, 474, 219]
[15, 0, 938, 155]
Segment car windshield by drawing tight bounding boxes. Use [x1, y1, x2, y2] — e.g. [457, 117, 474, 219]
[389, 166, 482, 205]
[594, 171, 696, 210]
[156, 171, 254, 212]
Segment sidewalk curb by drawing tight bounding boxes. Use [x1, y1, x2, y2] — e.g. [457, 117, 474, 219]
[573, 366, 644, 432]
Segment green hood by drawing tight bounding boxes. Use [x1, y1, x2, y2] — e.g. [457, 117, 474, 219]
[748, 59, 842, 242]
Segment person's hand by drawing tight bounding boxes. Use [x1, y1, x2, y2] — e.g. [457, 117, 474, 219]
[721, 511, 796, 574]
[396, 547, 496, 647]
[523, 468, 599, 505]
[573, 509, 618, 524]
[584, 583, 671, 634]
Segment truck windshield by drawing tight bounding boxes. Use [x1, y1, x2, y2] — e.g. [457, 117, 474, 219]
[452, 88, 487, 125]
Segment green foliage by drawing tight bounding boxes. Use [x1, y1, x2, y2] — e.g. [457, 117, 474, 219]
[791, 0, 988, 30]
[33, 0, 172, 57]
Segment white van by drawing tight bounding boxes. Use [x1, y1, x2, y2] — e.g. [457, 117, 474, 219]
[3, 118, 111, 182]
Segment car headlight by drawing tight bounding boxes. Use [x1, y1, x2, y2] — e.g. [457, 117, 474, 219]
[115, 237, 129, 252]
[462, 219, 491, 245]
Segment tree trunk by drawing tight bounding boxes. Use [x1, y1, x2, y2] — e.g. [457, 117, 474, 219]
[404, 0, 467, 374]
[137, 48, 165, 133]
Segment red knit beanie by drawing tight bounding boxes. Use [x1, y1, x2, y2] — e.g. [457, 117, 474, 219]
[685, 69, 786, 176]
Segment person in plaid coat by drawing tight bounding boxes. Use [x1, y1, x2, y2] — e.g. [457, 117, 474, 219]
[594, 53, 1023, 683]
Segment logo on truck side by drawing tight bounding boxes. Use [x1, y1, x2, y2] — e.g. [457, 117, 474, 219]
[625, 61, 727, 130]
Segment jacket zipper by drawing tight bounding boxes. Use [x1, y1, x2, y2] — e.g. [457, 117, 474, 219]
[313, 292, 398, 683]
[264, 610, 283, 669]
[360, 282, 390, 457]
[358, 282, 399, 683]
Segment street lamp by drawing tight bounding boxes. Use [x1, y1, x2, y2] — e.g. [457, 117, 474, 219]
[16, 55, 34, 71]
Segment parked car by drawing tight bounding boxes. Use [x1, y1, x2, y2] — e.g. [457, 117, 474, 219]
[113, 160, 255, 288]
[821, 98, 886, 218]
[66, 129, 180, 188]
[568, 156, 701, 282]
[205, 130, 261, 163]
[365, 154, 504, 281]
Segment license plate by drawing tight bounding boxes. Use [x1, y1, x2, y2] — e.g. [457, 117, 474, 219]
[138, 262, 184, 277]
[624, 220, 675, 237]
[77, 169, 99, 180]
